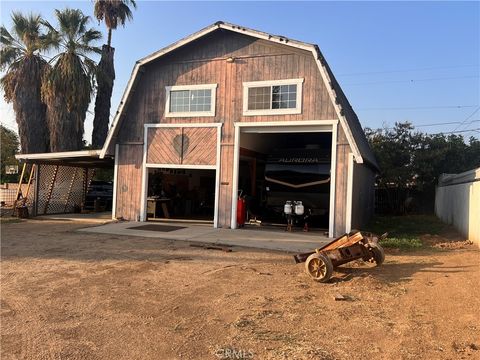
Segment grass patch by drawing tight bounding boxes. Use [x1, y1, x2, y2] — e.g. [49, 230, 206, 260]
[366, 215, 451, 250]
[379, 237, 423, 250]
[0, 217, 23, 224]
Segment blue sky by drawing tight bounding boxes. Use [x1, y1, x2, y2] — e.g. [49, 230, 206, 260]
[1, 1, 479, 143]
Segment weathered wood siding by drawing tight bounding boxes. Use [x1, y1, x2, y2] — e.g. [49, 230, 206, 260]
[146, 127, 217, 166]
[182, 127, 217, 165]
[351, 163, 376, 230]
[114, 29, 351, 233]
[147, 128, 181, 164]
[116, 30, 337, 144]
[115, 144, 143, 220]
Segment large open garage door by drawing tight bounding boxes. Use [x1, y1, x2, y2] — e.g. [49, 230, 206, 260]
[140, 123, 222, 227]
[146, 168, 216, 222]
[232, 121, 338, 237]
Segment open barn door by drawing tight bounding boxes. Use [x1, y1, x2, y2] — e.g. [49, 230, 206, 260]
[140, 123, 222, 227]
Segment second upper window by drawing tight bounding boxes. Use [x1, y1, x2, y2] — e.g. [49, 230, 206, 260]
[243, 78, 304, 116]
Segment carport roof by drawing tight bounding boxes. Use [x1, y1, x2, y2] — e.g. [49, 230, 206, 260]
[15, 150, 113, 168]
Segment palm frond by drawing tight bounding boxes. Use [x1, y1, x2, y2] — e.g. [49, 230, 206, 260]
[82, 57, 98, 85]
[77, 44, 102, 56]
[81, 28, 102, 45]
[11, 12, 29, 41]
[78, 13, 91, 35]
[93, 1, 106, 22]
[39, 21, 61, 51]
[0, 26, 15, 46]
[117, 4, 133, 26]
[0, 70, 17, 102]
[94, 0, 136, 31]
[0, 47, 22, 69]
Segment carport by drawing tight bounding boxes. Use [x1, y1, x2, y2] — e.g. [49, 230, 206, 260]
[15, 150, 114, 217]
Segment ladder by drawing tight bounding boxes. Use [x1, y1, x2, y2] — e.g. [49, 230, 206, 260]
[12, 163, 36, 216]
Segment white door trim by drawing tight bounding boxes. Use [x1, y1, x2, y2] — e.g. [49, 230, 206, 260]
[140, 127, 149, 222]
[231, 120, 338, 238]
[231, 125, 241, 228]
[345, 152, 355, 233]
[112, 144, 119, 220]
[140, 123, 222, 227]
[328, 122, 338, 238]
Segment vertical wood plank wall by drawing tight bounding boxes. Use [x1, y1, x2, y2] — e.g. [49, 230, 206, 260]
[113, 30, 353, 234]
[115, 144, 143, 220]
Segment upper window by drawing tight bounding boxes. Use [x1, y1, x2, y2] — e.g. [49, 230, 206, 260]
[243, 78, 304, 116]
[165, 84, 217, 117]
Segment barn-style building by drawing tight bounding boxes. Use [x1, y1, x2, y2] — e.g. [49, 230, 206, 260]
[17, 21, 378, 238]
[99, 21, 379, 237]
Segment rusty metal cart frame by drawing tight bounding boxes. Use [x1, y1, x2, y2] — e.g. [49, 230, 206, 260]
[294, 231, 386, 282]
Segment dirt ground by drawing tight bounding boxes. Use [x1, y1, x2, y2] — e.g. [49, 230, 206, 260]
[1, 219, 479, 360]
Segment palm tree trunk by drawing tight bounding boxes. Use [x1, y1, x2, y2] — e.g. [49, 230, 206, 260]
[45, 96, 83, 152]
[13, 58, 49, 153]
[92, 44, 115, 148]
[107, 28, 112, 47]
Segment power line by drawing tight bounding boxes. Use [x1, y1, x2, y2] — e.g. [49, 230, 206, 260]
[382, 120, 480, 130]
[430, 128, 480, 135]
[337, 64, 479, 77]
[378, 127, 480, 136]
[343, 75, 479, 86]
[357, 105, 478, 111]
[415, 120, 480, 128]
[452, 107, 480, 132]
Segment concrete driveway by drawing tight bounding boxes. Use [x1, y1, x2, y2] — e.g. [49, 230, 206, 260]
[78, 221, 330, 253]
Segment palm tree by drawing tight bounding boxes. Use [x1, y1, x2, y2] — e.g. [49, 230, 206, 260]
[42, 8, 102, 151]
[91, 0, 136, 148]
[0, 12, 53, 153]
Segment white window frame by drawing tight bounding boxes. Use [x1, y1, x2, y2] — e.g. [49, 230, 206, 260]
[165, 83, 217, 118]
[242, 78, 304, 116]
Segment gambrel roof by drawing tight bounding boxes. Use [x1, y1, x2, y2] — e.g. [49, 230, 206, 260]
[100, 21, 379, 171]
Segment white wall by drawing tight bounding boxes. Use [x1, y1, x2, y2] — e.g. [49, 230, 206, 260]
[435, 168, 480, 247]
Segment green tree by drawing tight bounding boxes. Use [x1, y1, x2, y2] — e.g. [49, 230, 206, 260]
[412, 134, 472, 190]
[0, 12, 54, 153]
[0, 125, 20, 183]
[41, 8, 102, 151]
[365, 122, 421, 188]
[466, 137, 480, 169]
[91, 0, 136, 148]
[366, 122, 480, 213]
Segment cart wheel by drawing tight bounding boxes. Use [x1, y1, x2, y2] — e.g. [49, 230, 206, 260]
[305, 253, 333, 282]
[369, 243, 385, 266]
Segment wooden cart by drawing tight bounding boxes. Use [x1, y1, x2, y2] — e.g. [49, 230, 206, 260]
[293, 231, 386, 282]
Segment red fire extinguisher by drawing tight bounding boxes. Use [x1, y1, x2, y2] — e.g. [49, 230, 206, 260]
[237, 190, 246, 227]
